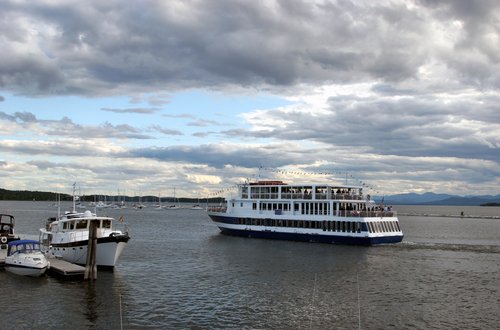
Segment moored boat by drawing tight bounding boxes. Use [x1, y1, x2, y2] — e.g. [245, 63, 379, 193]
[207, 180, 403, 245]
[39, 191, 130, 270]
[5, 240, 50, 277]
[0, 213, 20, 250]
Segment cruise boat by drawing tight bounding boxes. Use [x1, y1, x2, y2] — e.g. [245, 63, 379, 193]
[39, 200, 130, 269]
[5, 240, 50, 277]
[0, 213, 20, 250]
[207, 180, 403, 245]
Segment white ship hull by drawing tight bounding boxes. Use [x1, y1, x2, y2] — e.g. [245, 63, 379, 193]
[208, 214, 403, 245]
[5, 263, 48, 277]
[43, 236, 129, 269]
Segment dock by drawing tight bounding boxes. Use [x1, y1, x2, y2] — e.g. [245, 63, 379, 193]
[0, 249, 6, 267]
[46, 257, 85, 279]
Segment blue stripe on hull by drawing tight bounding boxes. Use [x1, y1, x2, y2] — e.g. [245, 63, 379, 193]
[208, 214, 403, 245]
[217, 226, 403, 245]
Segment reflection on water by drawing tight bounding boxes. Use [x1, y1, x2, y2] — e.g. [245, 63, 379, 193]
[0, 201, 499, 329]
[83, 282, 100, 324]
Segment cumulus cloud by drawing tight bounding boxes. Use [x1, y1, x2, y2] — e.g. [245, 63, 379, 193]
[1, 0, 498, 96]
[0, 111, 154, 139]
[101, 107, 162, 114]
[0, 0, 499, 195]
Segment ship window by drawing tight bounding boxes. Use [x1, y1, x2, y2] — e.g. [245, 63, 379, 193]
[253, 203, 257, 210]
[294, 204, 299, 211]
[395, 222, 401, 231]
[102, 220, 111, 229]
[76, 220, 87, 229]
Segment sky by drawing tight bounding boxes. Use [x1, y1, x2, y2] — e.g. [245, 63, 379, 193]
[0, 0, 499, 198]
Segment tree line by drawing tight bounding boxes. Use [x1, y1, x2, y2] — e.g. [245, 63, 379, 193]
[0, 188, 224, 203]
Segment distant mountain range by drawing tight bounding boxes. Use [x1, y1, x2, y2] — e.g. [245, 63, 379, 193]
[373, 192, 500, 206]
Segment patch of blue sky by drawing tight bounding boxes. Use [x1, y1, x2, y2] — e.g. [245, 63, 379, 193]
[0, 89, 292, 126]
[1, 89, 293, 149]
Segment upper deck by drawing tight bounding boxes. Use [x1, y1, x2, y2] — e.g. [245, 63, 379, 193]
[239, 181, 366, 201]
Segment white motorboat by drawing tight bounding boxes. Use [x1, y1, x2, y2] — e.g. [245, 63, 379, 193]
[5, 240, 50, 277]
[0, 213, 20, 250]
[39, 191, 130, 270]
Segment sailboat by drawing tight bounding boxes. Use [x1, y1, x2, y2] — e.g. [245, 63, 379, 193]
[154, 192, 163, 209]
[166, 188, 181, 209]
[190, 198, 204, 210]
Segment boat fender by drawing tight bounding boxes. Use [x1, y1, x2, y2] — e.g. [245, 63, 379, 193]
[0, 236, 7, 244]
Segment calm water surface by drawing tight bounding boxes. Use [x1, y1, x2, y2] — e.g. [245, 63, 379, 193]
[0, 201, 499, 329]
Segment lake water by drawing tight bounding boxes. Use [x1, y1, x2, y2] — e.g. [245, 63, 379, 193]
[0, 201, 499, 329]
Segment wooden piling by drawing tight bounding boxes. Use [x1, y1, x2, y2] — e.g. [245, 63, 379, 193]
[84, 220, 98, 280]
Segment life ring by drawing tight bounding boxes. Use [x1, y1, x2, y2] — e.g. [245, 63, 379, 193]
[0, 236, 7, 244]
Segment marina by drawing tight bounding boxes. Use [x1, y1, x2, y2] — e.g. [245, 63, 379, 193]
[1, 201, 499, 328]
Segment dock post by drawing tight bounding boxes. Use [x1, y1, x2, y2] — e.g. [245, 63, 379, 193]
[84, 220, 98, 280]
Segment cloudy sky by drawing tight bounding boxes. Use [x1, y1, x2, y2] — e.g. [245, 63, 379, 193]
[1, 0, 499, 198]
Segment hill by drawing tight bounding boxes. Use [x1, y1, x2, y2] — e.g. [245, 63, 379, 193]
[374, 193, 500, 206]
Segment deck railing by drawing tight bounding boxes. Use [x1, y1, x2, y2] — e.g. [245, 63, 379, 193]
[338, 210, 397, 217]
[207, 206, 227, 213]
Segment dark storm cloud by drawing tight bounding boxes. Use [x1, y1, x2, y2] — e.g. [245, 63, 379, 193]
[224, 94, 500, 162]
[125, 144, 309, 169]
[419, 0, 500, 88]
[4, 0, 497, 95]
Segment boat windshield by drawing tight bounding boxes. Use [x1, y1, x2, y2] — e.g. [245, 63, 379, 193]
[8, 241, 40, 255]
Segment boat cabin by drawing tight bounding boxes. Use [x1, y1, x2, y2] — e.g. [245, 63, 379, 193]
[7, 240, 42, 256]
[0, 214, 15, 236]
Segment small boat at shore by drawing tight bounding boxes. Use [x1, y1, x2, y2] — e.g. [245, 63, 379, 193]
[5, 240, 50, 277]
[39, 189, 130, 270]
[207, 180, 403, 245]
[0, 213, 20, 250]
